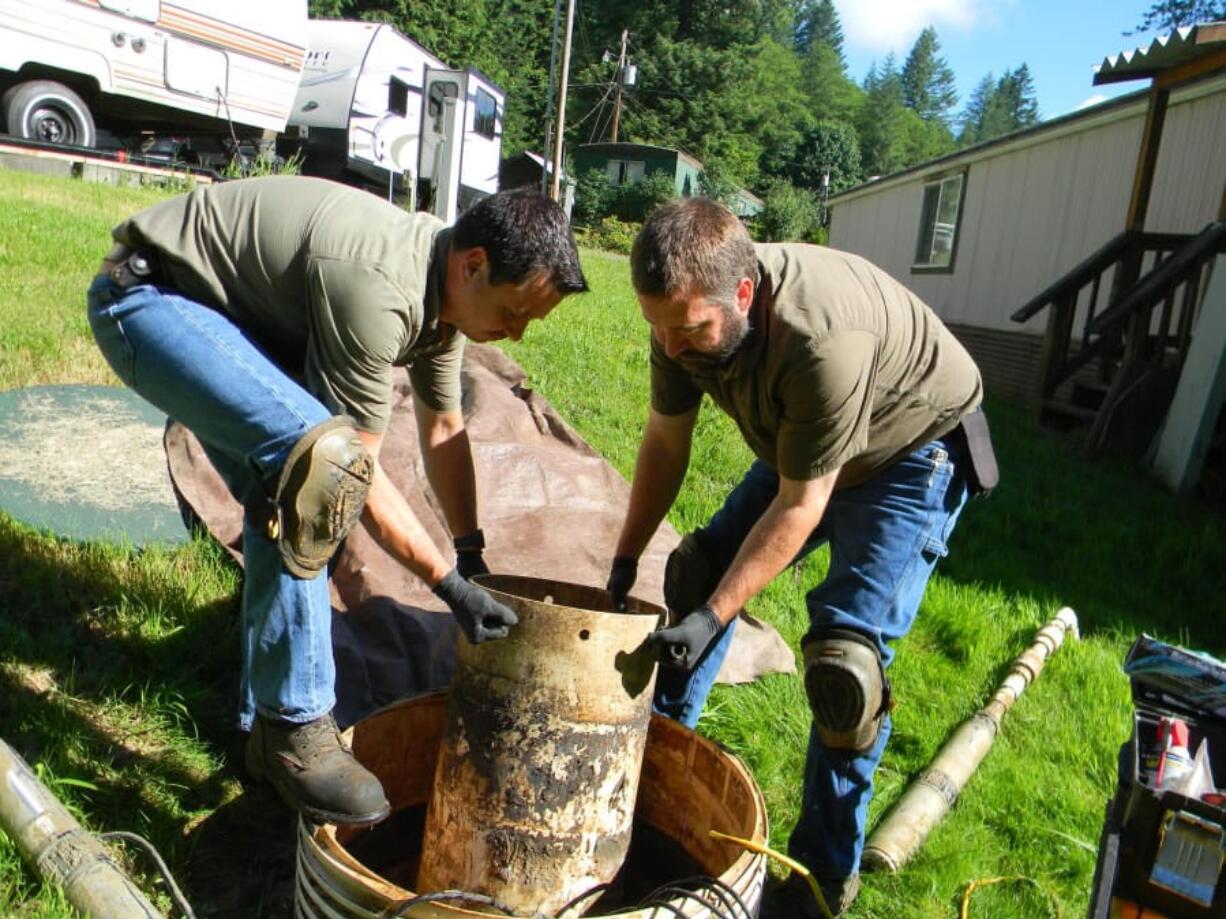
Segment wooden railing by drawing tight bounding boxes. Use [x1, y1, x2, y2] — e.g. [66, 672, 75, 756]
[1010, 229, 1190, 409]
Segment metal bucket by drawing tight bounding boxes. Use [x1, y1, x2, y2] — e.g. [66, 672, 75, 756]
[295, 691, 768, 918]
[417, 575, 662, 915]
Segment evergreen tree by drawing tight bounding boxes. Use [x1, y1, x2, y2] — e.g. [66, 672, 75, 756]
[958, 65, 1040, 146]
[1130, 0, 1226, 33]
[778, 119, 862, 194]
[794, 0, 844, 59]
[901, 27, 958, 127]
[958, 73, 995, 145]
[856, 55, 909, 177]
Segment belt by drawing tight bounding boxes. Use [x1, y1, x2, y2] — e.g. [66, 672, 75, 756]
[98, 243, 159, 289]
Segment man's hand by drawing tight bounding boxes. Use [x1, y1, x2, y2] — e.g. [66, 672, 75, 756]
[454, 529, 489, 580]
[606, 556, 638, 611]
[433, 569, 518, 643]
[646, 605, 721, 670]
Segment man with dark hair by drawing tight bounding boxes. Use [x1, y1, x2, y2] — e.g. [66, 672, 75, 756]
[606, 197, 995, 916]
[88, 176, 588, 827]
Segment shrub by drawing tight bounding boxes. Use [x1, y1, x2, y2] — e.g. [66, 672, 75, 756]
[756, 179, 820, 242]
[578, 215, 640, 255]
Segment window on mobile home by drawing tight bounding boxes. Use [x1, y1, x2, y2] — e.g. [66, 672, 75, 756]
[913, 172, 965, 272]
[474, 89, 497, 139]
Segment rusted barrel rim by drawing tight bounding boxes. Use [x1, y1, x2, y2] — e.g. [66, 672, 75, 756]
[472, 573, 666, 621]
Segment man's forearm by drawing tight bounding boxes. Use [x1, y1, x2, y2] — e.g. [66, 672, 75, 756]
[706, 473, 837, 624]
[421, 426, 480, 538]
[615, 433, 689, 559]
[361, 463, 452, 584]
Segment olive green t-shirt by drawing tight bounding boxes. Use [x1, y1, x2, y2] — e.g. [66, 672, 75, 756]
[112, 175, 463, 433]
[650, 243, 983, 486]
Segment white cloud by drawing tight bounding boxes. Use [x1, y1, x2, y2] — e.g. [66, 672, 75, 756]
[835, 0, 998, 55]
[1075, 94, 1108, 111]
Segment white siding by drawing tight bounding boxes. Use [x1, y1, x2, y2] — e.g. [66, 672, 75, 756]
[829, 75, 1226, 335]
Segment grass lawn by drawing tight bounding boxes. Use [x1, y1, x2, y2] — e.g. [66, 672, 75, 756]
[1, 168, 1224, 918]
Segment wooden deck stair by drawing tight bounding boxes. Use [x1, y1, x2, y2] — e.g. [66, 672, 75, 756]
[1011, 221, 1226, 457]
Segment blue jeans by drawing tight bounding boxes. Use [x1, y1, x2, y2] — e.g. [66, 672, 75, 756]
[654, 436, 969, 879]
[88, 275, 336, 730]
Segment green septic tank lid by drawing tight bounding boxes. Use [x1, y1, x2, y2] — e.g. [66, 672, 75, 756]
[0, 384, 187, 545]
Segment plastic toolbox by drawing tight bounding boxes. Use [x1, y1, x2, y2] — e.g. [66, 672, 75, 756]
[1088, 636, 1226, 919]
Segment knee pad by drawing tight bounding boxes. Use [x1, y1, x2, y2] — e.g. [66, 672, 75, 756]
[802, 629, 891, 753]
[270, 416, 373, 579]
[663, 531, 722, 619]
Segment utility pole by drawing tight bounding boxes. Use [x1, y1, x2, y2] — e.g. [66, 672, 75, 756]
[540, 0, 561, 194]
[549, 0, 576, 201]
[610, 28, 628, 143]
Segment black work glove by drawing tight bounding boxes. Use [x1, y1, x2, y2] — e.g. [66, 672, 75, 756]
[606, 556, 638, 611]
[453, 529, 490, 580]
[646, 605, 722, 670]
[433, 568, 518, 643]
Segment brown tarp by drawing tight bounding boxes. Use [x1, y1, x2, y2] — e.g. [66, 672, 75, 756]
[165, 345, 794, 726]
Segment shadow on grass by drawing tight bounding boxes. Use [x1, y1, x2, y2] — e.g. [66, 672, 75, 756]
[940, 398, 1226, 656]
[0, 518, 303, 918]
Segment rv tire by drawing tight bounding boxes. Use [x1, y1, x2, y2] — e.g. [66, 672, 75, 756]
[2, 80, 96, 148]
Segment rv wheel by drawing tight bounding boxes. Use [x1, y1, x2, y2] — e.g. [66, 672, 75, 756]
[1, 80, 96, 148]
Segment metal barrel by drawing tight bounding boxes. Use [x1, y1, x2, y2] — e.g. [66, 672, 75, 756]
[416, 575, 663, 916]
[295, 692, 769, 918]
[0, 738, 162, 918]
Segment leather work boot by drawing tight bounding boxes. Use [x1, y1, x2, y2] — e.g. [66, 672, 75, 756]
[759, 871, 861, 918]
[245, 712, 390, 826]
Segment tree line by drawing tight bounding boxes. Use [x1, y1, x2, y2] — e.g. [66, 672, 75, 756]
[308, 0, 1219, 239]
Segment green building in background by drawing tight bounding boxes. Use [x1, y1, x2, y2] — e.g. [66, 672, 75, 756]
[574, 142, 763, 218]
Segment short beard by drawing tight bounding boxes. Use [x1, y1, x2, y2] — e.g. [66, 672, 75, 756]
[676, 304, 751, 371]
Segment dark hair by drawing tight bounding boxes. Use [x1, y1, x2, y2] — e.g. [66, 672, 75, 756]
[631, 197, 757, 304]
[452, 188, 588, 293]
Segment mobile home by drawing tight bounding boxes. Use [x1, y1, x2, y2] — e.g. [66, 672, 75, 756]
[0, 0, 307, 150]
[286, 19, 503, 217]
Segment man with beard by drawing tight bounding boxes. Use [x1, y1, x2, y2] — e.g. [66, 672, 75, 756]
[604, 198, 995, 917]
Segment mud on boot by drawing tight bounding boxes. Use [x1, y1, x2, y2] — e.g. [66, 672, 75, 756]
[245, 712, 390, 826]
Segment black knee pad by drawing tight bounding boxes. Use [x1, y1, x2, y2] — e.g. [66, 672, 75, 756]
[802, 628, 891, 753]
[271, 416, 373, 579]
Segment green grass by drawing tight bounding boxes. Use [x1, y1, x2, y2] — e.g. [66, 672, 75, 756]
[1, 167, 1224, 918]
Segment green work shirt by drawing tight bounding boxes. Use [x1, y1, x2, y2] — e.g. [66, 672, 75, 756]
[650, 243, 983, 486]
[112, 175, 463, 433]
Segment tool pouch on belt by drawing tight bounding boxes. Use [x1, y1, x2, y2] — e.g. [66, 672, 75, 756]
[269, 416, 374, 579]
[955, 408, 999, 498]
[802, 629, 891, 753]
[663, 531, 724, 624]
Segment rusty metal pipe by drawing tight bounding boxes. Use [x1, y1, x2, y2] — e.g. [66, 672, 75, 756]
[0, 737, 162, 918]
[417, 575, 663, 916]
[862, 607, 1079, 873]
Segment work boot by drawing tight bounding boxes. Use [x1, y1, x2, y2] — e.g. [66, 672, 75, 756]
[245, 712, 390, 826]
[759, 871, 861, 918]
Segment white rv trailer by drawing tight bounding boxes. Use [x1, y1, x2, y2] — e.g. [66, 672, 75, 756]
[0, 0, 306, 152]
[286, 19, 504, 217]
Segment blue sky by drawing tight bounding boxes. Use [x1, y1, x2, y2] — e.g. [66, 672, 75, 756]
[835, 0, 1177, 122]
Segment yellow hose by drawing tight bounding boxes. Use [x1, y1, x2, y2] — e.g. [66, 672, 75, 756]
[708, 829, 835, 919]
[959, 875, 1061, 919]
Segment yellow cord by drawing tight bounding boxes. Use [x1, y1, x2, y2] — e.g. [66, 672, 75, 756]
[959, 875, 1061, 919]
[708, 829, 835, 919]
